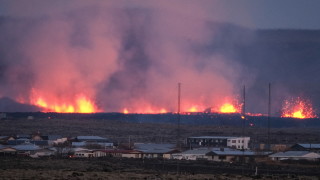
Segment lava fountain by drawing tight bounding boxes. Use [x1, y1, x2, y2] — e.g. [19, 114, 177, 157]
[281, 97, 317, 119]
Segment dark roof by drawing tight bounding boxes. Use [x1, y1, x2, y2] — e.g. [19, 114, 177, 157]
[296, 144, 320, 149]
[206, 148, 267, 156]
[269, 151, 320, 158]
[77, 136, 108, 142]
[98, 149, 141, 154]
[41, 135, 62, 141]
[7, 140, 28, 145]
[7, 140, 48, 146]
[134, 143, 177, 154]
[12, 143, 41, 151]
[16, 134, 31, 139]
[30, 140, 48, 146]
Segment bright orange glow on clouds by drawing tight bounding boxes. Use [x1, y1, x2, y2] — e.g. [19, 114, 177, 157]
[33, 94, 98, 113]
[281, 97, 317, 119]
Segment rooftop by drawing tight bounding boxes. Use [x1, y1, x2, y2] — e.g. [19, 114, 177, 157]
[188, 136, 246, 139]
[13, 143, 41, 151]
[77, 136, 107, 140]
[269, 151, 319, 157]
[297, 144, 320, 149]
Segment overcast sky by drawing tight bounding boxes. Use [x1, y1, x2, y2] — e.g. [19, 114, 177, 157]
[0, 0, 319, 29]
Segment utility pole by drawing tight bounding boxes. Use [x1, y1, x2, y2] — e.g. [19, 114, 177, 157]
[177, 83, 181, 150]
[268, 83, 271, 151]
[241, 85, 246, 175]
[242, 85, 246, 140]
[177, 83, 181, 175]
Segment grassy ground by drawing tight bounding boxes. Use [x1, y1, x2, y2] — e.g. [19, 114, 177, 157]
[0, 157, 319, 180]
[1, 118, 320, 144]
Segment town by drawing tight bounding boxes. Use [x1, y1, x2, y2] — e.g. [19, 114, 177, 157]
[1, 132, 320, 163]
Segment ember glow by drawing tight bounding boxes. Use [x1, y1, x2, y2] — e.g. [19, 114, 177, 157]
[281, 97, 317, 119]
[32, 95, 98, 113]
[122, 107, 167, 114]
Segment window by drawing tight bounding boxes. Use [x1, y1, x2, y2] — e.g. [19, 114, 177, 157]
[232, 140, 236, 143]
[219, 156, 226, 160]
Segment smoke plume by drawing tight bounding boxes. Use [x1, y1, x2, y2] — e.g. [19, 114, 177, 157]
[1, 1, 319, 115]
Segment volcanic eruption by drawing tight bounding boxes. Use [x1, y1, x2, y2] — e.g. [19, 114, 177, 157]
[281, 97, 317, 119]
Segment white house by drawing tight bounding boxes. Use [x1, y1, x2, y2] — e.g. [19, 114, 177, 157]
[206, 148, 268, 163]
[134, 143, 179, 159]
[227, 137, 250, 150]
[73, 148, 94, 158]
[269, 151, 320, 161]
[187, 136, 250, 150]
[172, 148, 211, 160]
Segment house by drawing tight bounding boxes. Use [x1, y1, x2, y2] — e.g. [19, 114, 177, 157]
[93, 149, 142, 158]
[134, 143, 179, 159]
[290, 144, 320, 152]
[0, 145, 17, 156]
[73, 148, 94, 158]
[76, 136, 109, 142]
[253, 143, 291, 152]
[186, 136, 250, 150]
[73, 136, 113, 148]
[72, 141, 113, 148]
[30, 148, 56, 158]
[12, 143, 41, 156]
[16, 134, 31, 139]
[269, 151, 320, 161]
[52, 137, 68, 145]
[227, 137, 251, 150]
[172, 148, 211, 160]
[7, 139, 30, 145]
[32, 134, 43, 141]
[206, 148, 268, 163]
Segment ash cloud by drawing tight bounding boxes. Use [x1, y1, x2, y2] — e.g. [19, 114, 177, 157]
[0, 1, 319, 115]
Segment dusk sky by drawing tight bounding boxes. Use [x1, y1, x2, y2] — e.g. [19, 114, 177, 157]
[1, 0, 320, 29]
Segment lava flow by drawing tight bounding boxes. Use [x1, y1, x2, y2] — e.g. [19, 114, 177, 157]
[281, 97, 317, 119]
[122, 107, 167, 114]
[33, 95, 98, 113]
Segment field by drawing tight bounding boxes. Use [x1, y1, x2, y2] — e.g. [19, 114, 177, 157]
[0, 157, 320, 180]
[1, 117, 320, 179]
[1, 117, 320, 144]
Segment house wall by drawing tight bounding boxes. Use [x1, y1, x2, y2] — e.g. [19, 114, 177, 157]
[94, 151, 106, 157]
[75, 152, 94, 158]
[227, 137, 250, 150]
[187, 138, 228, 147]
[211, 155, 235, 162]
[163, 153, 172, 159]
[143, 153, 160, 158]
[122, 153, 141, 158]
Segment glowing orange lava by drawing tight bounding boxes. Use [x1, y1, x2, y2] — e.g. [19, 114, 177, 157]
[281, 97, 317, 119]
[123, 108, 129, 114]
[33, 95, 98, 113]
[122, 107, 167, 114]
[220, 103, 237, 113]
[188, 106, 199, 112]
